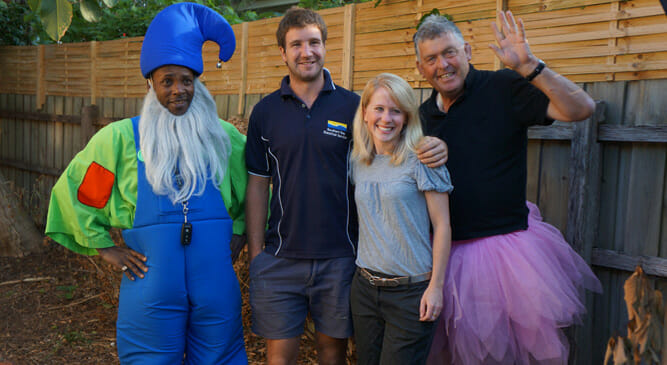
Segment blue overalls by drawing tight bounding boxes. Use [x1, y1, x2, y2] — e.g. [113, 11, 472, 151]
[116, 116, 247, 364]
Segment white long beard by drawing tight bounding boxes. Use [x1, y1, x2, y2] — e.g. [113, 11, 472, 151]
[139, 79, 230, 204]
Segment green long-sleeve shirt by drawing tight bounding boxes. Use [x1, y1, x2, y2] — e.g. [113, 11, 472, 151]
[46, 118, 247, 256]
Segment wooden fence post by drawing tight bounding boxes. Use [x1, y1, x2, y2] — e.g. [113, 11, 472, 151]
[80, 105, 99, 146]
[342, 3, 356, 90]
[565, 100, 606, 364]
[566, 101, 606, 261]
[238, 22, 249, 117]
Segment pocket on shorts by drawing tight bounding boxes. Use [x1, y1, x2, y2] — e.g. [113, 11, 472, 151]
[248, 251, 267, 279]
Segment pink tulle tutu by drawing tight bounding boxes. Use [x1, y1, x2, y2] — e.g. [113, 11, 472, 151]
[427, 202, 602, 365]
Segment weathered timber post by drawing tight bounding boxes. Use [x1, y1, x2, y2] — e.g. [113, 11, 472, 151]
[566, 101, 606, 365]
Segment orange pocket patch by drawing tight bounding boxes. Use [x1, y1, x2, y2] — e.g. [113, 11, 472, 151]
[77, 162, 115, 209]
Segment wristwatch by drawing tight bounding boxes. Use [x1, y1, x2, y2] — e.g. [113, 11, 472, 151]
[525, 60, 545, 82]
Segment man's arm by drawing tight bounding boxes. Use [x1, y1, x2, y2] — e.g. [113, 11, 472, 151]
[490, 11, 595, 122]
[245, 174, 270, 262]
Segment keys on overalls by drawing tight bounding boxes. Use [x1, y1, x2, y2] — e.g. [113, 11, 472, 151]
[181, 201, 192, 246]
[181, 222, 192, 245]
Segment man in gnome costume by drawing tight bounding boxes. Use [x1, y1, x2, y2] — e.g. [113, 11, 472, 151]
[45, 3, 248, 364]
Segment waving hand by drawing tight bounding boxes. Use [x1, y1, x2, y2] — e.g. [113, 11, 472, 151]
[489, 10, 539, 76]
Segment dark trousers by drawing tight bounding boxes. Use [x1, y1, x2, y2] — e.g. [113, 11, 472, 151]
[351, 269, 436, 365]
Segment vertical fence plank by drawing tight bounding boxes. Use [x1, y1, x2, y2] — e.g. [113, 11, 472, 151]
[51, 94, 62, 173]
[588, 82, 626, 251]
[39, 96, 53, 223]
[36, 45, 45, 110]
[244, 94, 262, 120]
[537, 139, 570, 232]
[566, 102, 604, 365]
[15, 94, 26, 204]
[526, 141, 540, 203]
[101, 97, 114, 133]
[63, 96, 73, 171]
[342, 3, 356, 90]
[123, 97, 136, 118]
[566, 101, 605, 260]
[417, 88, 431, 104]
[136, 96, 144, 118]
[13, 95, 24, 192]
[113, 98, 125, 125]
[662, 169, 667, 257]
[44, 96, 53, 179]
[8, 96, 17, 184]
[228, 94, 239, 119]
[33, 95, 44, 212]
[586, 81, 627, 364]
[13, 94, 22, 185]
[23, 95, 32, 202]
[72, 97, 84, 154]
[90, 41, 97, 105]
[622, 80, 665, 257]
[215, 94, 230, 120]
[584, 81, 629, 364]
[81, 105, 99, 147]
[238, 22, 249, 117]
[0, 94, 8, 181]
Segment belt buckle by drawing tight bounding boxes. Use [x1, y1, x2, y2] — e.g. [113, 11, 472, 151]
[369, 275, 399, 287]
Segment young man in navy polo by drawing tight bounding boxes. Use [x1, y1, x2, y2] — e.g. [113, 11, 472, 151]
[245, 8, 447, 365]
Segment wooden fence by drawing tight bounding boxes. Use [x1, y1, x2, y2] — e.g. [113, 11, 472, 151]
[1, 0, 667, 363]
[1, 0, 667, 112]
[2, 79, 667, 363]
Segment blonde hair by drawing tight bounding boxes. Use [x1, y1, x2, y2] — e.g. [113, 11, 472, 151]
[352, 73, 423, 166]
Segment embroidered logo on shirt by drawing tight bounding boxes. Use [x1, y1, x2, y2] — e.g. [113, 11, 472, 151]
[77, 162, 114, 209]
[323, 120, 347, 139]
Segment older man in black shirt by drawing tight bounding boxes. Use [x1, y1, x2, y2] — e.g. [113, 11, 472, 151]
[416, 11, 602, 365]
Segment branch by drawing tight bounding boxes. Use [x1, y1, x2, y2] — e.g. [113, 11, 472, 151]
[45, 293, 105, 310]
[0, 277, 55, 286]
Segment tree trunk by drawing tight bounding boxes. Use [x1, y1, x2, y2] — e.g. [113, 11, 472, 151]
[0, 170, 44, 257]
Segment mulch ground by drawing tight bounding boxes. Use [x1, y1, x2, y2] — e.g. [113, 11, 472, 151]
[0, 237, 322, 364]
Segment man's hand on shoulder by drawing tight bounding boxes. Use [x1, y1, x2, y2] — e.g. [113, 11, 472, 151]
[417, 136, 448, 168]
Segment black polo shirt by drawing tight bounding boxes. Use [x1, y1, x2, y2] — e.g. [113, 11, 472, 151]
[420, 64, 553, 241]
[246, 69, 360, 259]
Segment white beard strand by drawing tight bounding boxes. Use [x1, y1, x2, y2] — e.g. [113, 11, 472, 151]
[138, 78, 231, 204]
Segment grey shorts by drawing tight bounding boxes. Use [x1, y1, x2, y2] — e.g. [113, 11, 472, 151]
[248, 251, 355, 339]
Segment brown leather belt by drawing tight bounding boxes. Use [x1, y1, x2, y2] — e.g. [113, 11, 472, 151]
[358, 267, 432, 287]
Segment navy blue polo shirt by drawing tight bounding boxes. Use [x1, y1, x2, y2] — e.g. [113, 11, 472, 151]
[246, 69, 360, 259]
[420, 64, 553, 241]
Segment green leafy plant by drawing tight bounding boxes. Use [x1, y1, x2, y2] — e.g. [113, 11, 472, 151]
[0, 1, 49, 45]
[56, 284, 77, 300]
[417, 8, 452, 30]
[17, 0, 278, 44]
[27, 0, 121, 42]
[63, 330, 91, 344]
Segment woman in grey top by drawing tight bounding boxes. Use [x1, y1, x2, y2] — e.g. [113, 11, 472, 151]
[350, 73, 453, 365]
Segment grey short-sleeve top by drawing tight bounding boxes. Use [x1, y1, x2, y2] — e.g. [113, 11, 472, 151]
[351, 152, 453, 276]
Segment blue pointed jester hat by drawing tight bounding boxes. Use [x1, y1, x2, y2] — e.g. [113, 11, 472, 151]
[140, 2, 236, 78]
